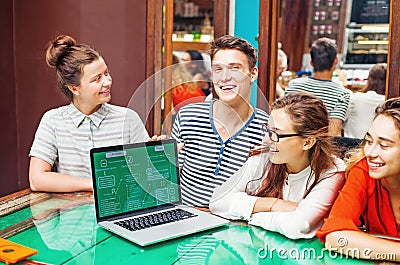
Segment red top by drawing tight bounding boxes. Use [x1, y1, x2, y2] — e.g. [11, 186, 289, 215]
[317, 158, 399, 241]
[172, 84, 206, 112]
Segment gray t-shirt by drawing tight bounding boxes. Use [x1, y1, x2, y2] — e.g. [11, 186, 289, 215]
[30, 103, 149, 178]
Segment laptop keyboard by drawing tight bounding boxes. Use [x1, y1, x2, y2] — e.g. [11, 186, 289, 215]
[114, 208, 197, 231]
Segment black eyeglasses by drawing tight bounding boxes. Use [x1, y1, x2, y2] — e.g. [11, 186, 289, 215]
[262, 123, 302, 143]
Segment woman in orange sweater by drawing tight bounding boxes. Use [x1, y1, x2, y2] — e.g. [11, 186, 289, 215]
[317, 98, 400, 262]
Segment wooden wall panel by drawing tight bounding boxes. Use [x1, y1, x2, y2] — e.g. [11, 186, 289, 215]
[0, 0, 151, 196]
[278, 0, 311, 71]
[163, 0, 174, 135]
[214, 0, 230, 38]
[387, 0, 400, 99]
[145, 0, 163, 135]
[0, 0, 18, 196]
[258, 0, 280, 107]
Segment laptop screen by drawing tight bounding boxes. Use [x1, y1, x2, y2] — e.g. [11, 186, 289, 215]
[90, 139, 180, 219]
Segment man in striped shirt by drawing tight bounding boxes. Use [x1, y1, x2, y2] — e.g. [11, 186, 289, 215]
[171, 36, 269, 208]
[285, 37, 350, 136]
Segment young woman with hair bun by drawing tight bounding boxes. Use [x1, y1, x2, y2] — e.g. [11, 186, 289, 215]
[29, 35, 149, 192]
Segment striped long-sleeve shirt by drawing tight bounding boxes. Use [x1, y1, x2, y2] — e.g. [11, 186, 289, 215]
[171, 101, 268, 207]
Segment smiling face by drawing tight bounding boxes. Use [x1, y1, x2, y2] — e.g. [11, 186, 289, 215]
[211, 49, 257, 107]
[70, 57, 112, 115]
[264, 108, 312, 173]
[363, 114, 400, 180]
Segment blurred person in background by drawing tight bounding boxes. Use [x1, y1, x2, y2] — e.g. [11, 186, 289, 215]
[275, 48, 288, 99]
[181, 50, 212, 97]
[344, 63, 386, 139]
[171, 54, 206, 113]
[285, 37, 350, 136]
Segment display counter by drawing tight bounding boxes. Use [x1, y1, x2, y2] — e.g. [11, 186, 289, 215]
[341, 23, 388, 69]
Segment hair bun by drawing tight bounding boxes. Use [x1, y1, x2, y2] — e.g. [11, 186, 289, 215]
[45, 35, 77, 68]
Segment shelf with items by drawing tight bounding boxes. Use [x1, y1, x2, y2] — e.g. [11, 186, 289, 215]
[173, 0, 214, 51]
[307, 0, 346, 52]
[173, 15, 213, 32]
[342, 24, 388, 67]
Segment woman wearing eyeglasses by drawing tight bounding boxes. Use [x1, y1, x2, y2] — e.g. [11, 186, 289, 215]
[210, 92, 345, 239]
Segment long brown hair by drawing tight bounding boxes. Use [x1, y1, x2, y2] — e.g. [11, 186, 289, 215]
[247, 92, 338, 198]
[362, 63, 386, 95]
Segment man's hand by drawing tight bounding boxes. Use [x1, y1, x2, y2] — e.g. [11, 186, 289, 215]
[178, 143, 184, 153]
[147, 135, 167, 141]
[147, 136, 184, 153]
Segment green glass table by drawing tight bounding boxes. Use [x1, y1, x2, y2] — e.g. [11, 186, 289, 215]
[0, 189, 373, 265]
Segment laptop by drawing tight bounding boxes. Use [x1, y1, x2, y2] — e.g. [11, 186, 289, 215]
[90, 139, 229, 246]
